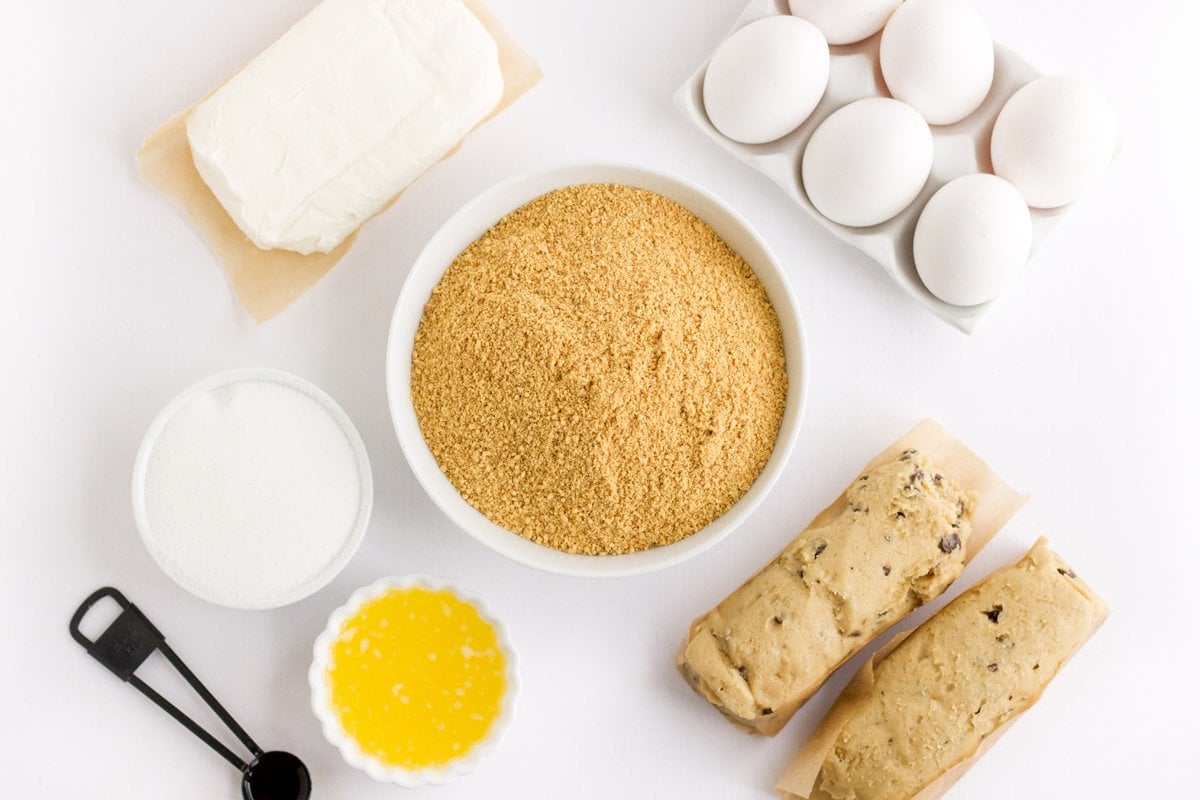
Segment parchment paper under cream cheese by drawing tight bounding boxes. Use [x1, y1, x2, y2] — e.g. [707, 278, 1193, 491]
[136, 0, 541, 322]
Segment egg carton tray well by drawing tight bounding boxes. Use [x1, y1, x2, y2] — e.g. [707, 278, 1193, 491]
[674, 0, 1072, 334]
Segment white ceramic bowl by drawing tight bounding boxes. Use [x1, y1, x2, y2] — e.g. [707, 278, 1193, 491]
[132, 367, 374, 609]
[309, 575, 520, 787]
[385, 163, 807, 577]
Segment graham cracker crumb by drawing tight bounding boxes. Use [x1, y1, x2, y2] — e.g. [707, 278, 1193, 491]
[411, 184, 787, 554]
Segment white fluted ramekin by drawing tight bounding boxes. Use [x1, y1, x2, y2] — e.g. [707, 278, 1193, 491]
[309, 575, 519, 787]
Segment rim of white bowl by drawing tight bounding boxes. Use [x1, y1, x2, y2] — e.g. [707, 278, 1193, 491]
[386, 162, 808, 578]
[309, 574, 520, 787]
[131, 367, 374, 610]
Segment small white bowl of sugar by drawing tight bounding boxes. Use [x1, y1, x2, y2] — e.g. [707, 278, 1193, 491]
[132, 368, 373, 609]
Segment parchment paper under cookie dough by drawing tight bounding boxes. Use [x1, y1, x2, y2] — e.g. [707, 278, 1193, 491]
[803, 418, 1028, 567]
[136, 0, 541, 322]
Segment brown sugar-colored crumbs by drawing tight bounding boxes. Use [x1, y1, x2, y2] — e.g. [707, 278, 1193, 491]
[410, 184, 788, 554]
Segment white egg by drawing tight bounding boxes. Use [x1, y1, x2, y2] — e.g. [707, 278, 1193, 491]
[802, 97, 932, 227]
[879, 0, 994, 125]
[703, 16, 830, 145]
[787, 0, 901, 45]
[991, 76, 1117, 209]
[914, 173, 1032, 307]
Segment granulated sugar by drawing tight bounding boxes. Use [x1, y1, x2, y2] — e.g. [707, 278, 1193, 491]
[411, 184, 787, 555]
[141, 378, 363, 608]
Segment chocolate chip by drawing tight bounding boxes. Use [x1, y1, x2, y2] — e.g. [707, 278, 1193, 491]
[1033, 663, 1040, 670]
[909, 469, 926, 484]
[848, 631, 862, 638]
[761, 707, 773, 715]
[894, 511, 906, 519]
[796, 568, 806, 579]
[813, 542, 827, 558]
[984, 605, 1003, 623]
[737, 665, 749, 680]
[987, 663, 998, 672]
[939, 533, 961, 553]
[1057, 567, 1077, 578]
[773, 615, 784, 625]
[933, 473, 944, 485]
[900, 449, 916, 461]
[882, 565, 892, 576]
[859, 475, 869, 482]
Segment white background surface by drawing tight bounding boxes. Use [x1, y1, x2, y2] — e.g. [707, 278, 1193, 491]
[5, 1, 1199, 797]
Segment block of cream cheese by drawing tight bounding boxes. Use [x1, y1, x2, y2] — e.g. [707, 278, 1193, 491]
[187, 0, 505, 255]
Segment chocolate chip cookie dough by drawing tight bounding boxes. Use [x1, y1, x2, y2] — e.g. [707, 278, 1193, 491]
[779, 538, 1107, 800]
[678, 450, 977, 735]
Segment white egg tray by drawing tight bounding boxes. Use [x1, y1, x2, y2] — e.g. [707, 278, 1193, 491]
[674, 0, 1070, 333]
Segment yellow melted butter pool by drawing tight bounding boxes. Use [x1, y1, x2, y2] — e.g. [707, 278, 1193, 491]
[327, 586, 507, 769]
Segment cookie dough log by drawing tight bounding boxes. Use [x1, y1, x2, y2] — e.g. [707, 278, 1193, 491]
[813, 539, 1106, 800]
[678, 451, 977, 735]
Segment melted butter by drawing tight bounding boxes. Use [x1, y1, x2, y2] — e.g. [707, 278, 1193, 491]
[327, 586, 506, 769]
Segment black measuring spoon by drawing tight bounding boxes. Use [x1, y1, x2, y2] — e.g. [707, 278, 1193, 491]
[70, 587, 312, 800]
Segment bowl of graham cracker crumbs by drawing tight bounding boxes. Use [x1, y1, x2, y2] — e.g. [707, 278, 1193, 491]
[386, 164, 806, 577]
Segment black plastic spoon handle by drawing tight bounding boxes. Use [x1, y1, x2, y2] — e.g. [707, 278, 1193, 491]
[69, 587, 262, 772]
